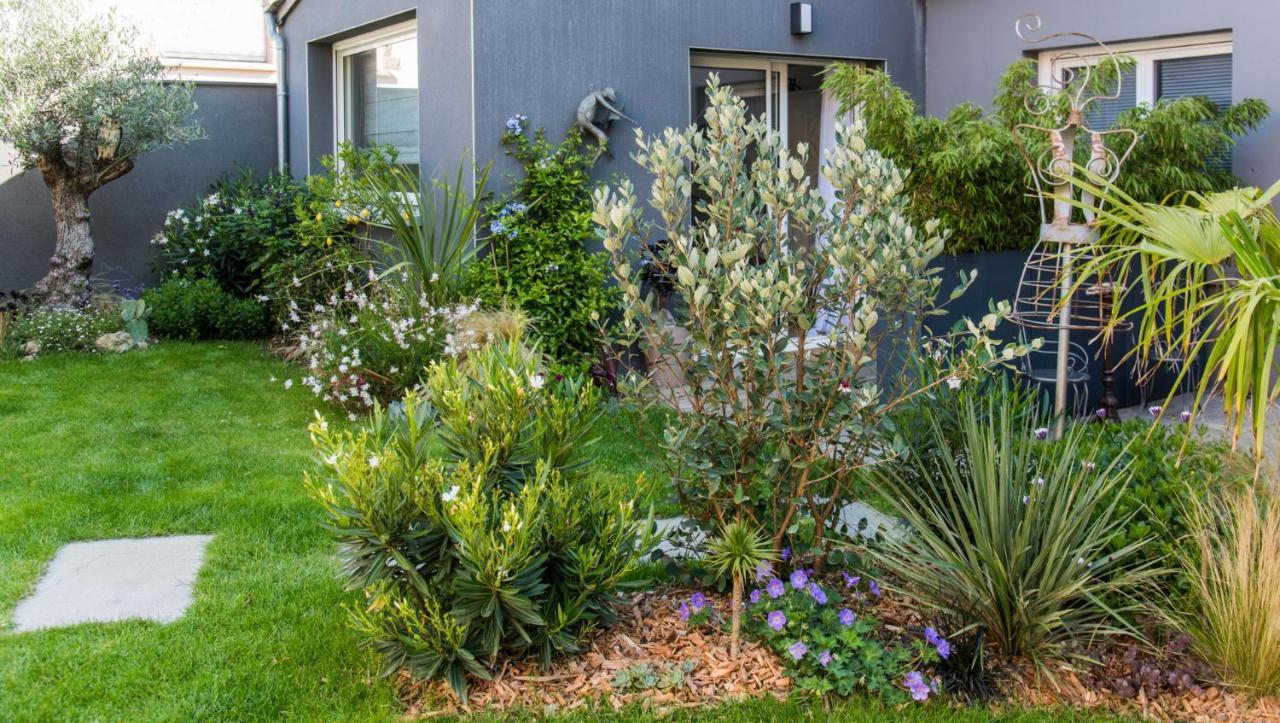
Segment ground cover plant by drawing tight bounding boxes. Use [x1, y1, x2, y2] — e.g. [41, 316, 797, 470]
[308, 332, 657, 701]
[595, 76, 1029, 555]
[143, 277, 270, 341]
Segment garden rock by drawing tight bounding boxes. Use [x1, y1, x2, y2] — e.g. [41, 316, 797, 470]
[94, 330, 136, 353]
[22, 339, 40, 357]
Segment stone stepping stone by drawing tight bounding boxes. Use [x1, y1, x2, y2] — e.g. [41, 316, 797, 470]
[10, 535, 213, 633]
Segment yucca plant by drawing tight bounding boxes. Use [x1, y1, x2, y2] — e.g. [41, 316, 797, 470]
[357, 152, 491, 305]
[869, 388, 1160, 674]
[705, 522, 776, 658]
[1071, 174, 1280, 469]
[1164, 484, 1280, 696]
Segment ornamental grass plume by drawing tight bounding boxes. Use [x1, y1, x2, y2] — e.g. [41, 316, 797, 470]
[1164, 484, 1280, 696]
[706, 521, 776, 658]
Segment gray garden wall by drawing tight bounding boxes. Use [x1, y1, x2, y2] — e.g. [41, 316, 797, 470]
[0, 84, 277, 292]
[923, 0, 1280, 190]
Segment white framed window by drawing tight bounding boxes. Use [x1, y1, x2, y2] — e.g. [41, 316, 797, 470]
[1037, 32, 1233, 129]
[333, 20, 419, 172]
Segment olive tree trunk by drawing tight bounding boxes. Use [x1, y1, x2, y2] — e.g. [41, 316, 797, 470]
[30, 157, 131, 308]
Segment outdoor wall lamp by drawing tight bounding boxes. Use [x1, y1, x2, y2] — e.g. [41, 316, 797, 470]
[790, 3, 813, 35]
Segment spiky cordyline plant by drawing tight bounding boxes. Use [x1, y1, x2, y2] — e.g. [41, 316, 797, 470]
[1069, 173, 1280, 471]
[705, 521, 776, 658]
[869, 390, 1161, 675]
[1164, 484, 1280, 696]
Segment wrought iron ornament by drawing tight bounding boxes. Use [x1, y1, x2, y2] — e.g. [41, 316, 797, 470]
[1007, 15, 1136, 430]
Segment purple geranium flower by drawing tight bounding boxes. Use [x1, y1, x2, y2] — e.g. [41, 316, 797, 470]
[754, 560, 774, 582]
[808, 582, 828, 605]
[767, 610, 787, 632]
[766, 578, 785, 599]
[868, 579, 881, 597]
[838, 608, 855, 626]
[749, 588, 762, 605]
[780, 547, 791, 562]
[936, 639, 951, 659]
[690, 591, 707, 610]
[842, 571, 861, 589]
[679, 602, 690, 622]
[788, 640, 808, 660]
[904, 671, 930, 701]
[817, 649, 833, 668]
[789, 569, 808, 589]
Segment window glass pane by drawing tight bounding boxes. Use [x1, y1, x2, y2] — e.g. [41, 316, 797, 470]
[690, 66, 768, 127]
[343, 36, 419, 173]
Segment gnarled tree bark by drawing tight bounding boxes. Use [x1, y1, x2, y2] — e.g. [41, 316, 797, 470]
[30, 155, 133, 308]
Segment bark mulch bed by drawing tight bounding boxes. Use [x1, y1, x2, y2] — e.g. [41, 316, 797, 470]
[402, 589, 789, 717]
[401, 585, 1279, 721]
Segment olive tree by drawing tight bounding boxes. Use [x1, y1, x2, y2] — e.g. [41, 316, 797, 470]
[0, 0, 201, 307]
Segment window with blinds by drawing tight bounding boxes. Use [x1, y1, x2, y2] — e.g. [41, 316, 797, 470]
[1083, 67, 1137, 131]
[1158, 53, 1233, 170]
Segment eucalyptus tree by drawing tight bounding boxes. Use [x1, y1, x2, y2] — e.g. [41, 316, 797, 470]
[0, 0, 201, 307]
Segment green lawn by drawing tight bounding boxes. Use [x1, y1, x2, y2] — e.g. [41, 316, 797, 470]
[0, 343, 1117, 721]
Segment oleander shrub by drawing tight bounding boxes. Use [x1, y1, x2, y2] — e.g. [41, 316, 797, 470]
[467, 117, 617, 372]
[869, 388, 1160, 672]
[151, 170, 305, 298]
[143, 277, 268, 340]
[308, 335, 656, 701]
[6, 304, 123, 353]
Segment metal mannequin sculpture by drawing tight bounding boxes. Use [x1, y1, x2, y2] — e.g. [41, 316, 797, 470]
[1007, 14, 1139, 436]
[576, 87, 635, 158]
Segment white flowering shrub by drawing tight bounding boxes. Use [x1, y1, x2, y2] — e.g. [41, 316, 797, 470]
[593, 76, 1028, 554]
[307, 334, 655, 701]
[292, 269, 476, 414]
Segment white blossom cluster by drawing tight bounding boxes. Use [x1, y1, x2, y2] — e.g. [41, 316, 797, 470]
[290, 270, 477, 415]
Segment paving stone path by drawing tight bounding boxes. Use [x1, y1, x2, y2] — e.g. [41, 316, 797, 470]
[10, 535, 212, 633]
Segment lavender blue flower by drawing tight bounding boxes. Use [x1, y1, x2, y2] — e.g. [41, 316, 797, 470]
[690, 591, 707, 610]
[780, 547, 791, 562]
[679, 602, 690, 622]
[789, 569, 808, 589]
[766, 578, 785, 599]
[788, 640, 808, 660]
[754, 560, 774, 582]
[904, 671, 930, 701]
[868, 579, 881, 597]
[749, 588, 762, 605]
[838, 608, 855, 626]
[1034, 427, 1049, 440]
[817, 649, 833, 668]
[505, 114, 527, 133]
[842, 571, 861, 589]
[767, 610, 786, 632]
[808, 582, 827, 605]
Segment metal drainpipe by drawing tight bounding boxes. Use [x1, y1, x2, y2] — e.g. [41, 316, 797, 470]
[265, 11, 288, 173]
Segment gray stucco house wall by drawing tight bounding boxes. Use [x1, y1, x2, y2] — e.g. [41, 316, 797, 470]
[0, 84, 277, 293]
[923, 0, 1280, 189]
[275, 0, 927, 193]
